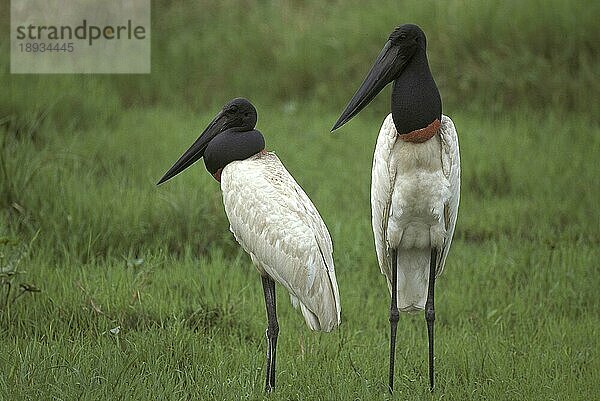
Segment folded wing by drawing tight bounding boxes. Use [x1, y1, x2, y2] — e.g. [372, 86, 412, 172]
[221, 152, 341, 332]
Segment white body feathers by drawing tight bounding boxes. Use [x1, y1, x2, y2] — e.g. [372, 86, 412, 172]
[371, 114, 460, 312]
[221, 152, 341, 332]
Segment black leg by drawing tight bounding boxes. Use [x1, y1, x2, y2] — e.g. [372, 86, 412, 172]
[425, 248, 438, 391]
[261, 275, 279, 392]
[388, 249, 399, 394]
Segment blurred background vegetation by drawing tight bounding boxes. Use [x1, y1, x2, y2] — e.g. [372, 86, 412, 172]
[2, 0, 598, 122]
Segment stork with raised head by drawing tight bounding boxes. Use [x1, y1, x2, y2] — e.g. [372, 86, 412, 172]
[158, 98, 341, 392]
[331, 24, 460, 392]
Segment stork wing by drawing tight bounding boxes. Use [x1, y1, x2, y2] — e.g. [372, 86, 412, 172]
[437, 115, 460, 275]
[371, 114, 398, 279]
[220, 152, 340, 332]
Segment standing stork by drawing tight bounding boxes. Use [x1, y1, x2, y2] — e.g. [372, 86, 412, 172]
[331, 24, 460, 392]
[158, 98, 341, 392]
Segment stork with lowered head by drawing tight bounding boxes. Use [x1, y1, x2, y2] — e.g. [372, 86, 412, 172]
[158, 98, 341, 392]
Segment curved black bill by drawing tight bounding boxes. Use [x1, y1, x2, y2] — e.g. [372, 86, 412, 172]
[157, 111, 225, 185]
[331, 41, 407, 131]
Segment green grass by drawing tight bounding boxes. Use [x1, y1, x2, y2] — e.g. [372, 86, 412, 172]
[1, 108, 598, 400]
[1, 0, 599, 400]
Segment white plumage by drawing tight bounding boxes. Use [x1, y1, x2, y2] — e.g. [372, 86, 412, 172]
[221, 151, 341, 332]
[371, 114, 460, 312]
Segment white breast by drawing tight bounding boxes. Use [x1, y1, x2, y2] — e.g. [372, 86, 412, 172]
[387, 135, 451, 250]
[371, 114, 460, 311]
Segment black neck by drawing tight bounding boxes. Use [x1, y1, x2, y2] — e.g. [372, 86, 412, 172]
[203, 129, 265, 174]
[391, 48, 442, 135]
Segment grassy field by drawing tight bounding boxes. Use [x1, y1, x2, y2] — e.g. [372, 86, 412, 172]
[1, 1, 599, 400]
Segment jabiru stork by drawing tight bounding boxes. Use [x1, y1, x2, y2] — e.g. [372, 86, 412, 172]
[332, 24, 460, 392]
[158, 98, 341, 392]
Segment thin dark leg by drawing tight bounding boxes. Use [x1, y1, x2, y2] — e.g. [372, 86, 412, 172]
[388, 249, 399, 394]
[425, 248, 438, 391]
[261, 275, 279, 392]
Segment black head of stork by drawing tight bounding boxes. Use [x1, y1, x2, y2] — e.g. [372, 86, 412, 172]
[332, 24, 441, 136]
[157, 97, 265, 184]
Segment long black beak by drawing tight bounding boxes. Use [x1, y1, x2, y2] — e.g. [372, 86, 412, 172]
[157, 111, 225, 185]
[331, 41, 408, 131]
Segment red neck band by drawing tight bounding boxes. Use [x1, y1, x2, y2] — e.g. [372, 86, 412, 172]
[398, 119, 441, 143]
